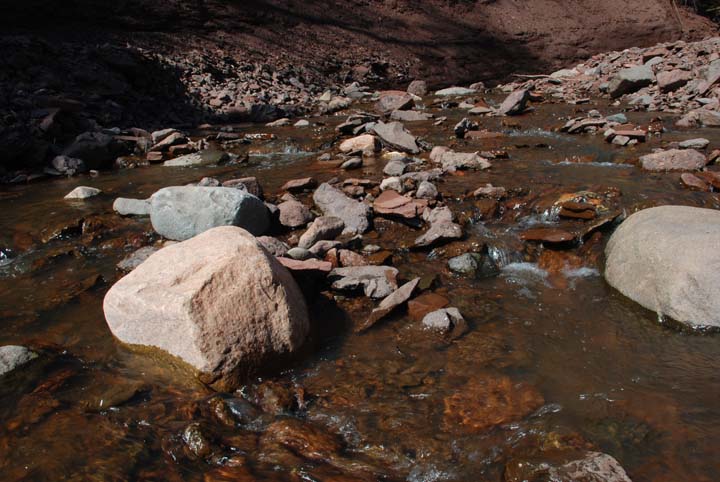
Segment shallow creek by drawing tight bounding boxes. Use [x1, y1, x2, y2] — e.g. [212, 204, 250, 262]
[1, 96, 719, 481]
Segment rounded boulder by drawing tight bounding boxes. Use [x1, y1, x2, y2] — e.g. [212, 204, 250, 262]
[103, 226, 309, 390]
[605, 205, 720, 329]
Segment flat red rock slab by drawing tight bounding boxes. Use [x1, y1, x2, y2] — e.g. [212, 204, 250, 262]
[373, 190, 428, 219]
[277, 257, 332, 273]
[681, 172, 711, 191]
[520, 227, 575, 243]
[359, 278, 420, 333]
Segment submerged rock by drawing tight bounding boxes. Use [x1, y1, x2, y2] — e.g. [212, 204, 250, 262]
[605, 205, 720, 329]
[0, 345, 38, 376]
[103, 226, 309, 390]
[150, 186, 269, 241]
[443, 375, 544, 433]
[547, 452, 632, 482]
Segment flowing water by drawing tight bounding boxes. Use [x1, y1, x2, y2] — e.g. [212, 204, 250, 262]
[1, 96, 719, 481]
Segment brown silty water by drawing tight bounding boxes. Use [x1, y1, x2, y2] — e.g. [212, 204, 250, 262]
[1, 94, 719, 481]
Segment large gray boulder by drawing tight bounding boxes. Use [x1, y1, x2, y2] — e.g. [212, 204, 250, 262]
[605, 205, 720, 329]
[150, 186, 269, 241]
[608, 65, 655, 98]
[103, 226, 309, 390]
[312, 183, 370, 235]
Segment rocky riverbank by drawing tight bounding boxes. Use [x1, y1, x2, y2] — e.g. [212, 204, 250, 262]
[1, 32, 720, 482]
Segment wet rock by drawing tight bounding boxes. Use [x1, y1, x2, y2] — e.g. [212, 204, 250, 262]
[422, 307, 466, 333]
[340, 157, 363, 170]
[313, 183, 371, 235]
[414, 221, 463, 248]
[262, 418, 342, 464]
[339, 134, 379, 155]
[103, 226, 309, 390]
[416, 181, 438, 200]
[117, 246, 158, 272]
[150, 186, 270, 241]
[164, 150, 229, 167]
[521, 228, 575, 243]
[50, 155, 86, 176]
[64, 186, 101, 199]
[360, 278, 420, 332]
[278, 200, 313, 229]
[0, 345, 38, 376]
[294, 119, 310, 127]
[408, 292, 449, 321]
[448, 253, 483, 275]
[498, 89, 530, 115]
[257, 236, 290, 257]
[605, 205, 720, 329]
[375, 91, 414, 114]
[442, 375, 544, 433]
[371, 122, 420, 154]
[548, 452, 632, 482]
[182, 423, 212, 459]
[407, 80, 428, 96]
[657, 69, 691, 93]
[473, 184, 506, 198]
[298, 216, 345, 249]
[435, 86, 476, 96]
[608, 65, 655, 98]
[113, 197, 151, 216]
[678, 138, 709, 150]
[639, 149, 706, 172]
[281, 177, 317, 192]
[329, 265, 399, 299]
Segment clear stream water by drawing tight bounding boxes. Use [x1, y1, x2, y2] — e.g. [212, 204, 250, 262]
[0, 97, 719, 481]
